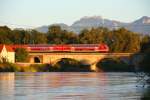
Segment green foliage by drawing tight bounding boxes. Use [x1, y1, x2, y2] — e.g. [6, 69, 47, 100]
[15, 48, 28, 62]
[0, 25, 143, 53]
[47, 25, 78, 44]
[78, 27, 109, 44]
[12, 30, 29, 44]
[30, 30, 47, 44]
[108, 28, 141, 53]
[139, 37, 150, 75]
[0, 62, 19, 72]
[0, 62, 51, 72]
[78, 27, 141, 53]
[96, 58, 133, 72]
[0, 26, 13, 44]
[28, 64, 51, 72]
[140, 35, 150, 53]
[140, 53, 150, 75]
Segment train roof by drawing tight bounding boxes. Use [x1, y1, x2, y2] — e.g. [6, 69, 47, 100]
[27, 44, 107, 47]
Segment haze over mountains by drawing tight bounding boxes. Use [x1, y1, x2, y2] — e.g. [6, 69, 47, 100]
[36, 16, 150, 35]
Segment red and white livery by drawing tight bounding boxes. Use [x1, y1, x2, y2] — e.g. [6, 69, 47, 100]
[27, 44, 109, 53]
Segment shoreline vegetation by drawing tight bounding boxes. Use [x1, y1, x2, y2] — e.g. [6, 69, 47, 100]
[0, 58, 134, 72]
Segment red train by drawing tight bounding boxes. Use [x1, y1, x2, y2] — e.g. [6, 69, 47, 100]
[27, 44, 109, 53]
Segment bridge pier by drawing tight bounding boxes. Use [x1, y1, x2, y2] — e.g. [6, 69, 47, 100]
[90, 64, 97, 72]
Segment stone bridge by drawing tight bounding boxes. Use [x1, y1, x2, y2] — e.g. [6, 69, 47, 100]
[28, 52, 133, 71]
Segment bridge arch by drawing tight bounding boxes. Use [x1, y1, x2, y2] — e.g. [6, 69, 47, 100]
[34, 57, 41, 63]
[52, 58, 91, 72]
[29, 55, 43, 63]
[52, 58, 81, 66]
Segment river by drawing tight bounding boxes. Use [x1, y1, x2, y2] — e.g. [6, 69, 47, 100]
[0, 72, 145, 100]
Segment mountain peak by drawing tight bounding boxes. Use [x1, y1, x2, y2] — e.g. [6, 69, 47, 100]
[141, 16, 150, 19]
[72, 16, 105, 27]
[133, 16, 150, 24]
[36, 16, 150, 35]
[81, 16, 103, 20]
[141, 16, 150, 24]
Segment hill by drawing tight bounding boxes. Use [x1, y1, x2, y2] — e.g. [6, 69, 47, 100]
[36, 16, 150, 35]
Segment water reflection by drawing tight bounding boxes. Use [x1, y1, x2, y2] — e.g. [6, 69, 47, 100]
[0, 72, 145, 100]
[0, 73, 15, 100]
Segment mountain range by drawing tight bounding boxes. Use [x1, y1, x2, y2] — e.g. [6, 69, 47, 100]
[36, 16, 150, 35]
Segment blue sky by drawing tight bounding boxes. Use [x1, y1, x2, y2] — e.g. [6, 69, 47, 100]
[0, 0, 150, 28]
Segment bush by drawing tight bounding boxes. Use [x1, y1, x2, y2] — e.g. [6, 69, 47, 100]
[139, 52, 150, 75]
[0, 62, 51, 72]
[0, 62, 19, 72]
[29, 64, 51, 72]
[15, 48, 28, 62]
[96, 58, 133, 72]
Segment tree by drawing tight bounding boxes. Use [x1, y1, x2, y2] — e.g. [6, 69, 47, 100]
[0, 26, 12, 44]
[47, 25, 78, 44]
[109, 28, 140, 53]
[48, 25, 62, 34]
[78, 27, 105, 44]
[11, 30, 25, 44]
[22, 31, 31, 44]
[15, 48, 28, 62]
[10, 29, 31, 44]
[30, 30, 47, 44]
[47, 25, 63, 44]
[139, 37, 150, 75]
[140, 35, 150, 53]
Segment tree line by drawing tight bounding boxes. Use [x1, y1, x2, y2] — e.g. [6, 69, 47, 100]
[0, 25, 149, 53]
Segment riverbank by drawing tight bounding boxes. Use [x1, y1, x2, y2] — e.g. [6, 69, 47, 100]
[0, 57, 134, 72]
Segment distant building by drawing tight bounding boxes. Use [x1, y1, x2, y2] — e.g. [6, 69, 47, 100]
[0, 45, 15, 63]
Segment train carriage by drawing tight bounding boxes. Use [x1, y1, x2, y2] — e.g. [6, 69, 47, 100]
[27, 44, 109, 53]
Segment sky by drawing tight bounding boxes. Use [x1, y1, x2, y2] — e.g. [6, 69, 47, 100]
[0, 0, 150, 28]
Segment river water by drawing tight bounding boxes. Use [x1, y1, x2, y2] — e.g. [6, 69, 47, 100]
[0, 72, 145, 100]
